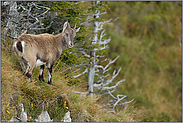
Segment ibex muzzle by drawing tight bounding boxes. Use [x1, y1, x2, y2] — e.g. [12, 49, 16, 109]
[13, 21, 80, 85]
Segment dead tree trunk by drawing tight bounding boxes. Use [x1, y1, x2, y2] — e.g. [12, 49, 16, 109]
[87, 1, 101, 97]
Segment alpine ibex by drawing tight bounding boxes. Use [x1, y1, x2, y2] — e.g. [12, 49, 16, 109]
[13, 21, 80, 85]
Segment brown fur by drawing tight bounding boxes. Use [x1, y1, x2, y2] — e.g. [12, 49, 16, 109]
[18, 33, 64, 66]
[13, 21, 80, 85]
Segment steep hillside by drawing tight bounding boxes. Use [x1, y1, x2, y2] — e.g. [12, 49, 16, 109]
[1, 45, 143, 122]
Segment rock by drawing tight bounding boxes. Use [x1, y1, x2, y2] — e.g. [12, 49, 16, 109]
[19, 103, 27, 122]
[8, 117, 20, 122]
[8, 103, 27, 122]
[61, 111, 71, 122]
[35, 110, 53, 122]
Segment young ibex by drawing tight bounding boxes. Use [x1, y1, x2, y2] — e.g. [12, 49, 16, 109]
[13, 21, 80, 85]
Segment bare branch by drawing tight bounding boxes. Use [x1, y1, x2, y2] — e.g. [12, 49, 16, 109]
[72, 90, 89, 96]
[3, 1, 51, 40]
[104, 55, 119, 72]
[107, 90, 117, 100]
[73, 68, 88, 78]
[30, 21, 53, 30]
[70, 50, 90, 58]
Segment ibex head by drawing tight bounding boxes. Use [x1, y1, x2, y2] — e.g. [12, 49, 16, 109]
[62, 21, 80, 48]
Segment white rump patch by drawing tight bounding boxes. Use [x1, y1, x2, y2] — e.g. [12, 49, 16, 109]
[36, 59, 46, 66]
[21, 41, 25, 56]
[22, 41, 25, 49]
[14, 41, 25, 57]
[13, 42, 19, 54]
[13, 41, 17, 48]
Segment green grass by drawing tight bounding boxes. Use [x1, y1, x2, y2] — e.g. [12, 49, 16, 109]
[1, 45, 143, 122]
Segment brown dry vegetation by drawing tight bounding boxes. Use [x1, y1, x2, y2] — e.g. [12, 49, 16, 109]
[1, 44, 144, 122]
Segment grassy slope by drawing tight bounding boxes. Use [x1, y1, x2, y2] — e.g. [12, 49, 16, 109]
[102, 1, 182, 122]
[1, 45, 143, 122]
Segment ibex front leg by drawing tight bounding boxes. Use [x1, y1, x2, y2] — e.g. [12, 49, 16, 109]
[46, 61, 54, 85]
[39, 65, 45, 82]
[47, 67, 53, 85]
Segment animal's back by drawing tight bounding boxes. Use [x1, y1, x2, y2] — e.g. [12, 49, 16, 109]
[18, 33, 56, 46]
[18, 34, 59, 54]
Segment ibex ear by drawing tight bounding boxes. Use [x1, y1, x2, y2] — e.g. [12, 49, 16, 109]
[67, 22, 71, 30]
[62, 21, 68, 32]
[74, 23, 76, 29]
[75, 27, 80, 33]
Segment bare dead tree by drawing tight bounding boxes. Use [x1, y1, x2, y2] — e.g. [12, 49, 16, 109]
[1, 1, 52, 51]
[73, 1, 133, 114]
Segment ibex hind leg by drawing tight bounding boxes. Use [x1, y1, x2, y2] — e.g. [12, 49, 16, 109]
[24, 60, 36, 83]
[24, 64, 32, 82]
[18, 57, 28, 72]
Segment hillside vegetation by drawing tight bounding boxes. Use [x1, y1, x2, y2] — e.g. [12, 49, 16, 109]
[102, 1, 182, 122]
[1, 43, 145, 122]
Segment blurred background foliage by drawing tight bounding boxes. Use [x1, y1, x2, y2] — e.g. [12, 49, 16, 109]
[100, 1, 182, 122]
